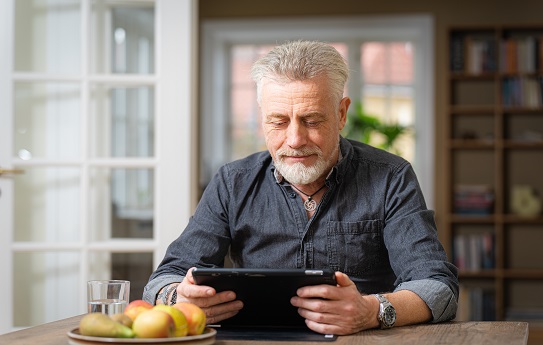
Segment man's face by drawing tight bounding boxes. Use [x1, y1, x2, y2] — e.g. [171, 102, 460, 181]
[260, 75, 350, 185]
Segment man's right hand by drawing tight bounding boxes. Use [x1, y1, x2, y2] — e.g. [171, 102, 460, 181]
[175, 267, 244, 324]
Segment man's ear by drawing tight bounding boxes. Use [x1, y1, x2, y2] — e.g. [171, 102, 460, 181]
[338, 96, 351, 131]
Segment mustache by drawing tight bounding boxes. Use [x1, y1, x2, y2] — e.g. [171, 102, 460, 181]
[276, 148, 322, 160]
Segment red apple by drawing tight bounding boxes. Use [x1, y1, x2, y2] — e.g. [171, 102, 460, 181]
[124, 300, 153, 321]
[172, 302, 207, 335]
[132, 309, 174, 338]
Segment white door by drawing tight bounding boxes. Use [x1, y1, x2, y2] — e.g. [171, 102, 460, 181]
[0, 0, 198, 333]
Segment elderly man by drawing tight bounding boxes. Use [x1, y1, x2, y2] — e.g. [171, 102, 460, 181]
[144, 40, 458, 335]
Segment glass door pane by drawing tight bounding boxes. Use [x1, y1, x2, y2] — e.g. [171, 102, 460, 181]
[90, 84, 155, 158]
[14, 167, 81, 242]
[91, 1, 155, 74]
[14, 82, 81, 160]
[89, 167, 154, 241]
[14, 251, 80, 327]
[14, 0, 81, 74]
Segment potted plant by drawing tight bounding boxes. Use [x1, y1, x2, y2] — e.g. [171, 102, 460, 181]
[342, 101, 412, 156]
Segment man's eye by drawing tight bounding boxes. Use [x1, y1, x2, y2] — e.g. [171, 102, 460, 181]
[305, 121, 320, 127]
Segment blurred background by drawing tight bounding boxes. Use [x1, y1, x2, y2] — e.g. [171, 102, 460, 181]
[1, 1, 542, 343]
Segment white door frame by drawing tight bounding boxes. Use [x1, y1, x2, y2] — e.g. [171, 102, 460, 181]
[0, 0, 198, 333]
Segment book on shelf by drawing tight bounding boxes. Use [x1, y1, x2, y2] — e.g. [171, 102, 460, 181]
[450, 33, 497, 73]
[456, 285, 496, 321]
[454, 184, 494, 215]
[450, 33, 464, 72]
[501, 36, 541, 74]
[502, 76, 543, 108]
[467, 37, 497, 74]
[453, 232, 495, 271]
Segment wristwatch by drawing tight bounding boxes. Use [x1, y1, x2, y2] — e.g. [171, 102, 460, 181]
[157, 283, 179, 305]
[373, 294, 396, 329]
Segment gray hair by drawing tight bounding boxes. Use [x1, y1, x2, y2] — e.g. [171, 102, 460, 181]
[251, 40, 349, 105]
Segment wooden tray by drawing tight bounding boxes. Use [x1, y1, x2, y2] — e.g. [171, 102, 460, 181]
[67, 327, 216, 345]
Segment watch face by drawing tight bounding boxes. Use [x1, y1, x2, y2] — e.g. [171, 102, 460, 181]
[383, 306, 396, 326]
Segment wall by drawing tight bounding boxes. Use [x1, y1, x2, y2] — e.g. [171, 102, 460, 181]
[198, 0, 543, 244]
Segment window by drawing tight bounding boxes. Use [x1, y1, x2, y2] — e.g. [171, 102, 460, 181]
[201, 15, 434, 208]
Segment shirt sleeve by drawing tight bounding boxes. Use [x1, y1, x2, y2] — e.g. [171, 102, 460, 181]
[142, 274, 183, 305]
[383, 162, 459, 322]
[395, 279, 458, 322]
[143, 166, 233, 303]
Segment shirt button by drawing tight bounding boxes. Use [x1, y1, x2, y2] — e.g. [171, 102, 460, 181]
[289, 193, 296, 198]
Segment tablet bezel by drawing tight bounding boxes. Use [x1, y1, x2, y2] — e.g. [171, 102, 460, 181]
[192, 268, 337, 329]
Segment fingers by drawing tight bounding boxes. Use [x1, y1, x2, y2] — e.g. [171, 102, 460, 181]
[295, 271, 356, 300]
[304, 318, 357, 336]
[334, 271, 355, 288]
[291, 271, 368, 335]
[203, 299, 244, 324]
[295, 299, 358, 335]
[176, 267, 244, 324]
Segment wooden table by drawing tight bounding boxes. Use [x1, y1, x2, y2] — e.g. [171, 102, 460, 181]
[0, 315, 529, 345]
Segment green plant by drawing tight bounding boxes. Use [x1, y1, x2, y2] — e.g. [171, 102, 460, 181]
[342, 101, 412, 155]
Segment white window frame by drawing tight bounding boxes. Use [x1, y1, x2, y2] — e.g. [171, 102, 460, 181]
[201, 15, 435, 209]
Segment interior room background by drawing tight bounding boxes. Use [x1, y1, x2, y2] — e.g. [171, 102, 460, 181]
[1, 1, 542, 343]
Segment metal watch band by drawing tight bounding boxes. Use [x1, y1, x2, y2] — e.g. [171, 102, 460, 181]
[169, 287, 178, 306]
[158, 283, 179, 305]
[373, 293, 387, 304]
[373, 293, 396, 329]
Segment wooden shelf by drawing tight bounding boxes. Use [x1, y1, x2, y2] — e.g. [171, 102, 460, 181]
[503, 215, 543, 224]
[450, 214, 496, 223]
[446, 25, 543, 323]
[450, 139, 495, 149]
[449, 105, 496, 113]
[504, 269, 543, 279]
[503, 141, 543, 149]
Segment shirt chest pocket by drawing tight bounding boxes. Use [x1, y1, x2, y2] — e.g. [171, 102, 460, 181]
[327, 220, 385, 276]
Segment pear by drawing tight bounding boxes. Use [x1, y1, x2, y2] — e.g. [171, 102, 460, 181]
[110, 313, 133, 328]
[79, 312, 135, 338]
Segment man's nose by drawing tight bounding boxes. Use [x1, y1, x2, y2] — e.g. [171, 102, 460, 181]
[285, 122, 307, 148]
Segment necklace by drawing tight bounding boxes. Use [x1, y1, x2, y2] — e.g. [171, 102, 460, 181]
[290, 183, 327, 212]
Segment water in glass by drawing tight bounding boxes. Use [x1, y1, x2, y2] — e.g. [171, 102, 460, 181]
[88, 299, 127, 315]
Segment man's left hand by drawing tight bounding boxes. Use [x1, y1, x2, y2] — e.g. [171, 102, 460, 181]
[290, 271, 379, 335]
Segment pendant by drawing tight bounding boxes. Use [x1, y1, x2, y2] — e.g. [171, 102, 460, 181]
[304, 198, 317, 212]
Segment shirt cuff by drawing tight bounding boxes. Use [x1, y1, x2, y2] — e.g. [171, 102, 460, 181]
[395, 279, 458, 323]
[142, 274, 184, 305]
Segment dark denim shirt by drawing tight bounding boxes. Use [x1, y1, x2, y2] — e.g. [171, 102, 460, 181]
[144, 137, 458, 322]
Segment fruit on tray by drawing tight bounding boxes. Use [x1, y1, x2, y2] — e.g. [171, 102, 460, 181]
[124, 300, 153, 321]
[78, 300, 208, 339]
[153, 305, 188, 337]
[110, 313, 133, 328]
[172, 302, 207, 335]
[79, 313, 135, 338]
[132, 309, 175, 338]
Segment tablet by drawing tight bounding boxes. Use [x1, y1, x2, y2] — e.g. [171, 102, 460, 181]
[192, 268, 337, 329]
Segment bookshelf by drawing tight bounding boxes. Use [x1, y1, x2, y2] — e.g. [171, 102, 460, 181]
[445, 26, 543, 342]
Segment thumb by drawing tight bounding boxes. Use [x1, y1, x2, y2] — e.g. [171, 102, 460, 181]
[186, 267, 196, 284]
[335, 271, 355, 288]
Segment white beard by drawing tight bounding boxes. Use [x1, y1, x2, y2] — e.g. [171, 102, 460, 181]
[274, 145, 337, 185]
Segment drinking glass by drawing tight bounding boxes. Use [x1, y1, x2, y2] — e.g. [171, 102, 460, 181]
[87, 280, 130, 315]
